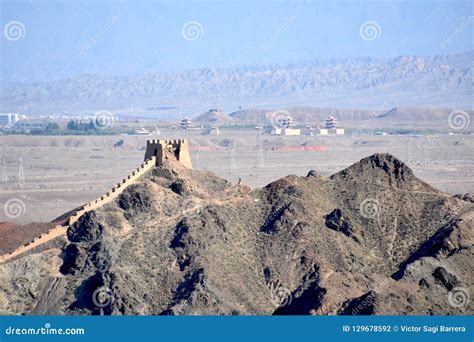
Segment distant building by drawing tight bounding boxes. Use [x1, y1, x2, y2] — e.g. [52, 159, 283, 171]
[319, 116, 344, 135]
[132, 128, 151, 135]
[202, 126, 220, 136]
[270, 127, 281, 135]
[281, 117, 294, 128]
[324, 116, 338, 129]
[271, 127, 301, 136]
[210, 126, 220, 135]
[302, 126, 315, 136]
[281, 128, 301, 136]
[270, 116, 301, 136]
[180, 117, 193, 130]
[0, 113, 19, 127]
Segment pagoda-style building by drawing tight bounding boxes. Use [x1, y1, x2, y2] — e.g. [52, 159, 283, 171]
[179, 117, 193, 130]
[320, 116, 344, 135]
[324, 116, 339, 129]
[281, 117, 294, 128]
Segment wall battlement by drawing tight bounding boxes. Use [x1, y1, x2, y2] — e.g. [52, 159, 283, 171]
[0, 140, 193, 264]
[0, 225, 67, 264]
[0, 155, 158, 264]
[144, 139, 192, 169]
[67, 156, 157, 225]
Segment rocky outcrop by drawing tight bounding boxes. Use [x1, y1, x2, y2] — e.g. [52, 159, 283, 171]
[0, 153, 472, 315]
[330, 153, 425, 190]
[454, 193, 474, 203]
[324, 209, 358, 242]
[338, 291, 377, 315]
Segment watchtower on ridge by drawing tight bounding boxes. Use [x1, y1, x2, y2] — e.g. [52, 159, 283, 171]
[144, 139, 193, 169]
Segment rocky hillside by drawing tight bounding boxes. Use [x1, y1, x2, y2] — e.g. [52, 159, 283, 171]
[194, 109, 235, 125]
[0, 153, 472, 315]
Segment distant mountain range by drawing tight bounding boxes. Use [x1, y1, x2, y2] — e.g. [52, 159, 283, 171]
[1, 51, 473, 117]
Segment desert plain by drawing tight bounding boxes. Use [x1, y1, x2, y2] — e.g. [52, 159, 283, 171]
[0, 130, 472, 224]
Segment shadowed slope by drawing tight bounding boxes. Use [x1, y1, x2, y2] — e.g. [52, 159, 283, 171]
[0, 153, 472, 315]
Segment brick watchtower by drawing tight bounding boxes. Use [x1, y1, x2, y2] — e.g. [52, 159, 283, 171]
[144, 139, 192, 169]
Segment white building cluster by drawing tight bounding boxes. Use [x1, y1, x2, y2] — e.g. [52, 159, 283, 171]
[270, 115, 345, 136]
[271, 116, 302, 136]
[0, 113, 21, 127]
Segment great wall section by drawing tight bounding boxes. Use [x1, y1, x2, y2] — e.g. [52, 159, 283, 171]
[0, 140, 191, 264]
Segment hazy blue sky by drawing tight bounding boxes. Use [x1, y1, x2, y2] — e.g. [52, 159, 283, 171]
[1, 0, 473, 83]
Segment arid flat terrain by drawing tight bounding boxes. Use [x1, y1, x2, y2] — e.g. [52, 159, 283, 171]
[0, 131, 472, 224]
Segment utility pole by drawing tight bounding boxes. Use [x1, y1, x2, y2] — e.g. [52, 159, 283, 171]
[18, 156, 25, 188]
[1, 156, 7, 184]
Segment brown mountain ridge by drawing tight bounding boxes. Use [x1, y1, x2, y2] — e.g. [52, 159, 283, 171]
[0, 152, 472, 315]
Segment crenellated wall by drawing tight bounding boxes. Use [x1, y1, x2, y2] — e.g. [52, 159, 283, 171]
[145, 139, 192, 169]
[67, 156, 157, 225]
[0, 225, 67, 264]
[0, 156, 157, 264]
[1, 139, 193, 264]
